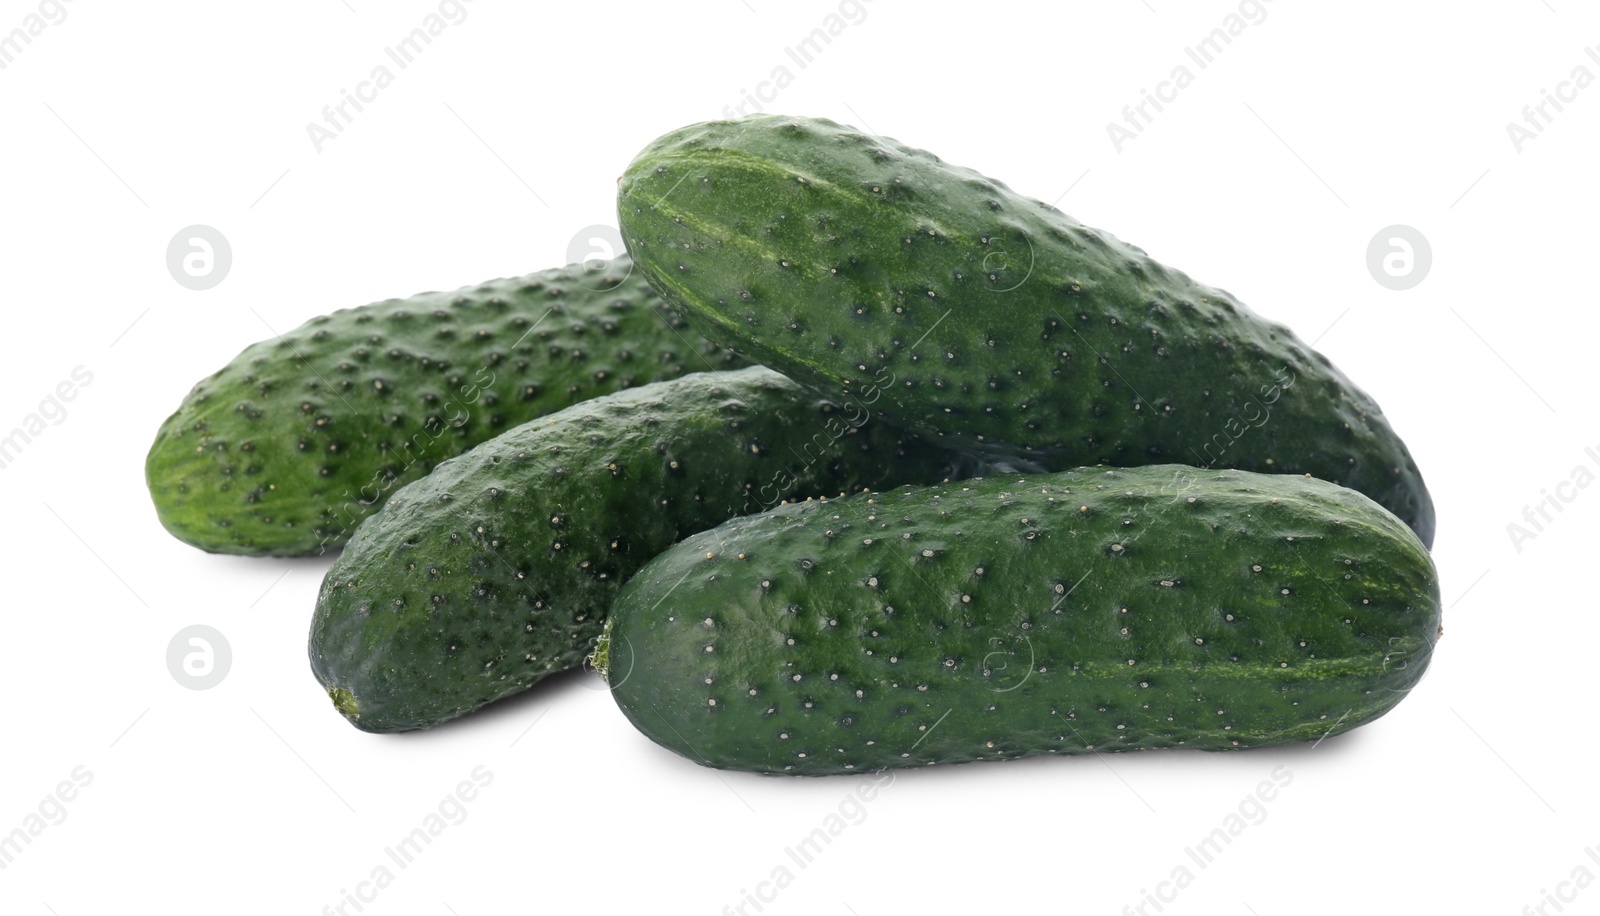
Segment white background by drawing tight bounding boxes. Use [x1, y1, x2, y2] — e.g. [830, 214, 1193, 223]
[0, 1, 1591, 913]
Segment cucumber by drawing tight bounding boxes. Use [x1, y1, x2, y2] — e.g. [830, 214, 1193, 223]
[309, 367, 968, 732]
[146, 256, 745, 556]
[615, 115, 1436, 546]
[597, 465, 1440, 775]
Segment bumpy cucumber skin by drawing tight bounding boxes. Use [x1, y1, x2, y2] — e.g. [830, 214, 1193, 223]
[616, 115, 1435, 547]
[309, 367, 966, 733]
[602, 465, 1440, 775]
[146, 256, 745, 556]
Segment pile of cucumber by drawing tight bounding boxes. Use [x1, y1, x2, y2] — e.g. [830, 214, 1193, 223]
[147, 114, 1440, 776]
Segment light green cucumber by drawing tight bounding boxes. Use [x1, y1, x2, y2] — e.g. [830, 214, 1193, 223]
[147, 255, 744, 556]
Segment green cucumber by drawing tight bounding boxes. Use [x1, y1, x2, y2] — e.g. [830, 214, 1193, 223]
[146, 256, 745, 556]
[309, 367, 968, 732]
[616, 115, 1435, 546]
[598, 465, 1440, 775]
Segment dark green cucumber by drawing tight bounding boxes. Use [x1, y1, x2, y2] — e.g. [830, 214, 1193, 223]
[309, 367, 968, 732]
[616, 115, 1435, 546]
[146, 256, 745, 556]
[598, 465, 1440, 775]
